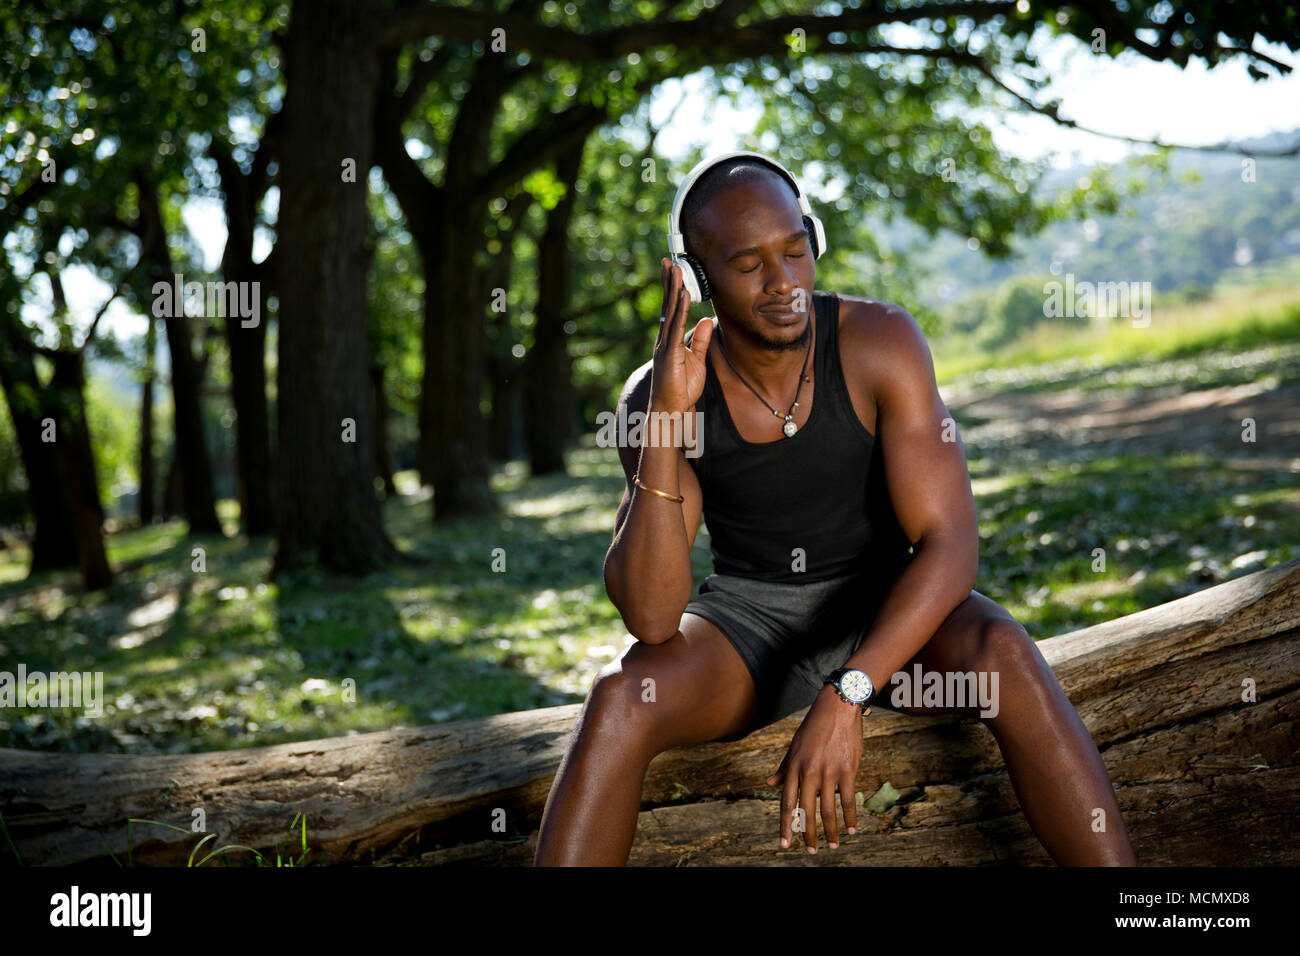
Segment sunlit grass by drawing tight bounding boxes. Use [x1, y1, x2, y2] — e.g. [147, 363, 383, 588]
[933, 281, 1300, 386]
[0, 451, 707, 756]
[969, 452, 1299, 635]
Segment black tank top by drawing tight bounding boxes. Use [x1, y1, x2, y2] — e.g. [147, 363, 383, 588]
[686, 290, 912, 583]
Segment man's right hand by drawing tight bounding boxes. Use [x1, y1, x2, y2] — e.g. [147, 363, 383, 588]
[651, 257, 714, 414]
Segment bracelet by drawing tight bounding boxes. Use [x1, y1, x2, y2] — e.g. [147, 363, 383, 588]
[632, 472, 684, 503]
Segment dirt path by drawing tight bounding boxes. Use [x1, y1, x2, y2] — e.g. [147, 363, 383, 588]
[943, 377, 1300, 472]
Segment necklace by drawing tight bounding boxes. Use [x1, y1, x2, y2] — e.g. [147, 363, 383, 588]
[716, 312, 814, 438]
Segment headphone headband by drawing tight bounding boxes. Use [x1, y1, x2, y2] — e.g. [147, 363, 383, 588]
[667, 150, 813, 257]
[665, 150, 826, 303]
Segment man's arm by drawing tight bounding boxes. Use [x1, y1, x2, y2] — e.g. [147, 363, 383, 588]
[603, 362, 706, 644]
[834, 303, 978, 697]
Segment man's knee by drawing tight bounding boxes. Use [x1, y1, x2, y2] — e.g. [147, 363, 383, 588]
[586, 648, 675, 744]
[970, 617, 1038, 675]
[964, 617, 1053, 722]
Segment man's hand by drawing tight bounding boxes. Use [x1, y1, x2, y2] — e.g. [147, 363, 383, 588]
[651, 257, 713, 414]
[766, 684, 863, 853]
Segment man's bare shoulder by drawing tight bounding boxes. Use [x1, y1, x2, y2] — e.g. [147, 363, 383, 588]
[834, 294, 933, 387]
[618, 358, 655, 410]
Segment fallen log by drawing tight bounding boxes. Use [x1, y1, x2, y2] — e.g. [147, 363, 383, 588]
[2, 559, 1297, 867]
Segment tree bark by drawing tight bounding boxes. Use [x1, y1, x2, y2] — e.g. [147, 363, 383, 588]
[483, 192, 530, 462]
[422, 200, 499, 518]
[487, 349, 523, 462]
[138, 315, 156, 526]
[3, 559, 1297, 866]
[43, 350, 112, 590]
[270, 0, 400, 577]
[161, 450, 182, 521]
[371, 362, 394, 498]
[0, 315, 79, 571]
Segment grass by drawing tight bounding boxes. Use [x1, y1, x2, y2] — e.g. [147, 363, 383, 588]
[965, 452, 1298, 634]
[114, 812, 313, 867]
[0, 455, 710, 756]
[932, 278, 1300, 387]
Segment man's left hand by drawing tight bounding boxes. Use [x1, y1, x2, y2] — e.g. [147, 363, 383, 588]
[766, 684, 863, 853]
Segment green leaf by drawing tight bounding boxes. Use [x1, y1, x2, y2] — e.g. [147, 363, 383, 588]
[865, 781, 901, 813]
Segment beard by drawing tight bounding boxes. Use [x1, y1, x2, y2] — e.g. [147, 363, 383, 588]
[726, 310, 812, 353]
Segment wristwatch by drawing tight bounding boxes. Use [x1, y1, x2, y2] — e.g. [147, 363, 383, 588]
[824, 668, 874, 714]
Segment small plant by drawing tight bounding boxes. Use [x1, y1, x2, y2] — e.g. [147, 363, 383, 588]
[0, 807, 23, 866]
[121, 812, 312, 867]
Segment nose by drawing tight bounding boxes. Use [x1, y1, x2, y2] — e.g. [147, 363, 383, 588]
[765, 256, 800, 298]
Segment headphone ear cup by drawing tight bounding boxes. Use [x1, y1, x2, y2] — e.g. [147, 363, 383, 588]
[682, 254, 712, 302]
[802, 215, 821, 259]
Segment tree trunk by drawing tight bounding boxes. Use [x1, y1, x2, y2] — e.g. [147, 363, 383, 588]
[221, 255, 275, 539]
[0, 316, 79, 571]
[215, 142, 276, 538]
[487, 350, 523, 462]
[138, 316, 156, 526]
[524, 144, 584, 477]
[371, 362, 394, 498]
[270, 0, 399, 577]
[4, 559, 1297, 866]
[484, 192, 530, 463]
[424, 218, 498, 518]
[44, 351, 112, 590]
[137, 181, 222, 536]
[161, 451, 182, 521]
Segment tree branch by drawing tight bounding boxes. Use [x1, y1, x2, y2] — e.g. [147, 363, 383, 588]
[82, 264, 137, 348]
[373, 48, 445, 246]
[562, 277, 658, 323]
[376, 0, 1298, 161]
[374, 1, 1021, 58]
[478, 99, 606, 202]
[1216, 44, 1294, 76]
[1070, 0, 1294, 75]
[394, 42, 458, 118]
[12, 261, 137, 358]
[966, 54, 1300, 157]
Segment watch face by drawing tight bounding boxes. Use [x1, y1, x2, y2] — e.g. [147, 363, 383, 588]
[840, 670, 873, 703]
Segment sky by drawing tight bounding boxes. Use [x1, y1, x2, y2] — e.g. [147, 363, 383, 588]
[25, 27, 1300, 348]
[644, 28, 1300, 167]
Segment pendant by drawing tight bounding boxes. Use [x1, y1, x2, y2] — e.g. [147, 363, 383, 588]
[783, 418, 798, 438]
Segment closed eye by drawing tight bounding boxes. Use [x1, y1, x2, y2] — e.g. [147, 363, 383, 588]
[740, 252, 806, 274]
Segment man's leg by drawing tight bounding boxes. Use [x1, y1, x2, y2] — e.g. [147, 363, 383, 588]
[533, 613, 758, 866]
[882, 590, 1137, 866]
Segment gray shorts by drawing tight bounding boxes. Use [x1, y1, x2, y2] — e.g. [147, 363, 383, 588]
[683, 552, 914, 742]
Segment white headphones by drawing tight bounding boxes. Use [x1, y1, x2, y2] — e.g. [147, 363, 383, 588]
[665, 150, 827, 304]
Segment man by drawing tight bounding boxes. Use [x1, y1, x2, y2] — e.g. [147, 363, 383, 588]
[534, 153, 1136, 866]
